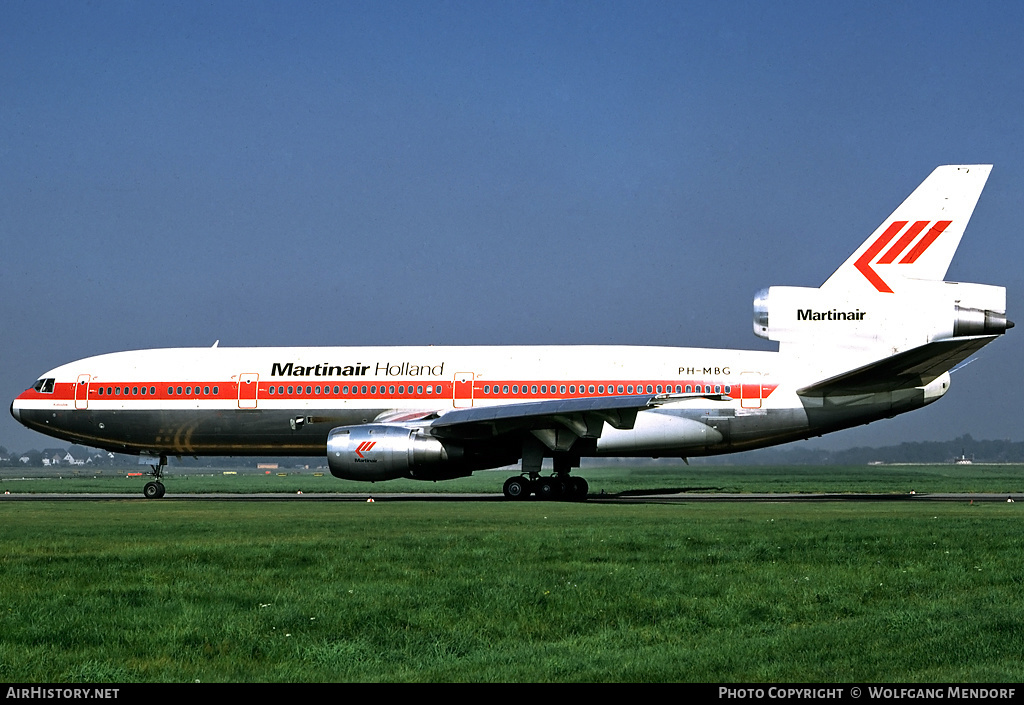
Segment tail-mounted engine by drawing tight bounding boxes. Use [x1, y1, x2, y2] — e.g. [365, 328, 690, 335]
[327, 424, 461, 481]
[753, 280, 1011, 351]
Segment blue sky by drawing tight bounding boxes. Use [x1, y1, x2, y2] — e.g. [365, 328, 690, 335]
[2, 1, 1022, 453]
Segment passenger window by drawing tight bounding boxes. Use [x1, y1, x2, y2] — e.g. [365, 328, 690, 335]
[531, 385, 538, 394]
[503, 385, 509, 394]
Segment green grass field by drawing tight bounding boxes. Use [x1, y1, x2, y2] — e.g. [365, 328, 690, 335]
[4, 462, 1024, 496]
[1, 480, 1023, 682]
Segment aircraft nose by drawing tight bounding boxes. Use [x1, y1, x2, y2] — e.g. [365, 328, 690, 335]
[10, 399, 21, 424]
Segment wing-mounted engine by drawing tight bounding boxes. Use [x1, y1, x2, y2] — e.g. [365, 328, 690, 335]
[753, 280, 1011, 353]
[327, 423, 518, 481]
[327, 424, 461, 481]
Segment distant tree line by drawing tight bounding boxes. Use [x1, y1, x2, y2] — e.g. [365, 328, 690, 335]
[3, 434, 1024, 469]
[0, 445, 316, 469]
[691, 434, 1024, 465]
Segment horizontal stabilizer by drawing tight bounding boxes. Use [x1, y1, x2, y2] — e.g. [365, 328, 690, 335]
[797, 335, 998, 396]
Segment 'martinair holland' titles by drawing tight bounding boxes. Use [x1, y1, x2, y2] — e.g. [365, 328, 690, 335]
[797, 308, 867, 321]
[270, 361, 445, 377]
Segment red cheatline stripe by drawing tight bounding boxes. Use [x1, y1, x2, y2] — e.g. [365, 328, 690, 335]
[27, 376, 764, 403]
[878, 220, 929, 264]
[900, 220, 951, 263]
[855, 220, 906, 293]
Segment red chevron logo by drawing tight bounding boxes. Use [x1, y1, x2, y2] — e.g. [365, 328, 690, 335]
[854, 220, 951, 293]
[355, 441, 376, 458]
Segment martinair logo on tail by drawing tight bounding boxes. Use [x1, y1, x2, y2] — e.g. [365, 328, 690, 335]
[354, 441, 376, 461]
[854, 220, 952, 293]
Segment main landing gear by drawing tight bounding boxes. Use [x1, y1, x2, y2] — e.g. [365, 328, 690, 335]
[143, 455, 167, 499]
[502, 474, 589, 502]
[504, 445, 589, 501]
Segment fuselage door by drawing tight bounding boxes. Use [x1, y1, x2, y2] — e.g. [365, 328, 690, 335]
[740, 372, 762, 409]
[453, 372, 474, 408]
[75, 374, 90, 410]
[238, 373, 259, 409]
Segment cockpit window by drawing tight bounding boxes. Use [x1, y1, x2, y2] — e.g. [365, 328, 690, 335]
[32, 378, 56, 394]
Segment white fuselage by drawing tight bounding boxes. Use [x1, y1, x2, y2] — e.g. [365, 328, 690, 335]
[11, 343, 938, 465]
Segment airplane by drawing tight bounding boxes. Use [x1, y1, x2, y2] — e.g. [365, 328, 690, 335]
[10, 165, 1012, 500]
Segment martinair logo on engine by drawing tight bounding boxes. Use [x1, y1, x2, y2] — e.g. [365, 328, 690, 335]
[354, 441, 376, 462]
[855, 220, 952, 293]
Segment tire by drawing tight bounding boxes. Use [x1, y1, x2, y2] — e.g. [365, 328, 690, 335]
[503, 476, 530, 500]
[567, 476, 589, 501]
[535, 478, 561, 501]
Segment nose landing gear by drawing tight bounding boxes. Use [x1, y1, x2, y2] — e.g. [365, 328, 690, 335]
[143, 455, 167, 499]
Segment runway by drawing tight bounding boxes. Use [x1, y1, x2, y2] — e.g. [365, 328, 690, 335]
[1, 491, 1020, 503]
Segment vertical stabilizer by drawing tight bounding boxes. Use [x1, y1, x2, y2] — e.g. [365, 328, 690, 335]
[822, 165, 991, 294]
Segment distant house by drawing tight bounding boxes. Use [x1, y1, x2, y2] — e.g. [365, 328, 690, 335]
[62, 451, 84, 466]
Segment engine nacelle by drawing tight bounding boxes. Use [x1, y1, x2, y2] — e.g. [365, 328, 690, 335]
[327, 424, 456, 481]
[753, 280, 1010, 350]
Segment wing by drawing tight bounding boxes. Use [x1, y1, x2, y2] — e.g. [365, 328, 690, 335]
[427, 392, 729, 449]
[797, 335, 999, 396]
